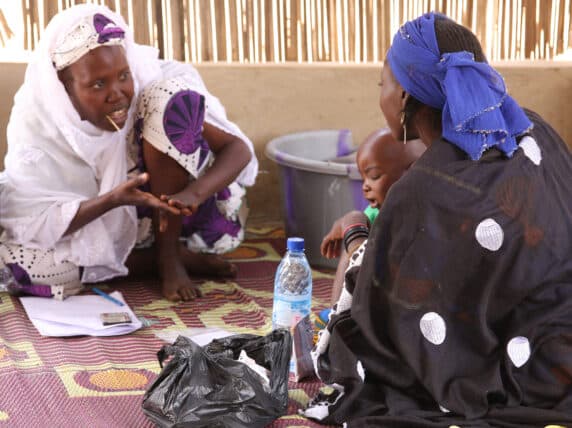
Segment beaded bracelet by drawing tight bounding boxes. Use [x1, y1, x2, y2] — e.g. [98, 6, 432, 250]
[342, 222, 368, 238]
[343, 225, 369, 253]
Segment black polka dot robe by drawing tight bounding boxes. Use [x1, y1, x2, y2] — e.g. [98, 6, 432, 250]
[305, 110, 572, 428]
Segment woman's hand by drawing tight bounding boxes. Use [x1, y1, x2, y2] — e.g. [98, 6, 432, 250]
[159, 185, 200, 217]
[112, 173, 182, 232]
[111, 173, 181, 215]
[64, 173, 180, 236]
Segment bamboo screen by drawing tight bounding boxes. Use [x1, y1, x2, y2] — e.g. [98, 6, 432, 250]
[11, 0, 572, 62]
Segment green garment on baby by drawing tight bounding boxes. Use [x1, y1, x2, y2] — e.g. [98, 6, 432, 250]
[363, 205, 379, 225]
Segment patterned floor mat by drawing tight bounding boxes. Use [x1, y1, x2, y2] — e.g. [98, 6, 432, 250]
[0, 226, 335, 427]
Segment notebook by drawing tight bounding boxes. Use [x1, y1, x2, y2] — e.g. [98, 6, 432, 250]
[20, 291, 142, 337]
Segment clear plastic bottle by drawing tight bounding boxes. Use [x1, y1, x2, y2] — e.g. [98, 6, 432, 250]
[271, 237, 313, 331]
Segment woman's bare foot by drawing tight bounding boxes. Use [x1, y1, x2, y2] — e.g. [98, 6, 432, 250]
[179, 245, 237, 278]
[160, 259, 202, 302]
[126, 246, 236, 279]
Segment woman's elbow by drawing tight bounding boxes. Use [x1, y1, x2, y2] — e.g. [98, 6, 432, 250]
[235, 138, 253, 168]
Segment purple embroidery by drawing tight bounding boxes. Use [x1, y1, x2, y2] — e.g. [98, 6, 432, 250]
[181, 195, 240, 247]
[93, 13, 125, 44]
[7, 263, 31, 285]
[6, 263, 53, 297]
[216, 188, 231, 201]
[163, 90, 210, 167]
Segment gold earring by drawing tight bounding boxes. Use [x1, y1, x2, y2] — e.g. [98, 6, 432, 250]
[400, 111, 407, 145]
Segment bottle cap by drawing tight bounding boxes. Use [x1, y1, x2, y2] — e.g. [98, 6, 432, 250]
[286, 237, 305, 252]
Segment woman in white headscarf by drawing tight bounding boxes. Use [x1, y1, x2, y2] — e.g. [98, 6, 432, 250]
[0, 4, 257, 302]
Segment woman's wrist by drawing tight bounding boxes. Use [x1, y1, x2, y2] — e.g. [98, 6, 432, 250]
[106, 188, 122, 210]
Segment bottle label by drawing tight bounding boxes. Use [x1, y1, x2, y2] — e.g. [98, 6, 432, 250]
[272, 297, 310, 329]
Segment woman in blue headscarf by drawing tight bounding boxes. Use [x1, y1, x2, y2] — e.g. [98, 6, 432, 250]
[305, 13, 572, 427]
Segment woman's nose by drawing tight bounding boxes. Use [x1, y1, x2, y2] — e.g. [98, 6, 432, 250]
[106, 83, 123, 103]
[362, 181, 370, 192]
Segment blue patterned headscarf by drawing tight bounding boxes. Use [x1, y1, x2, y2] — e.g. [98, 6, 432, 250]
[386, 12, 532, 160]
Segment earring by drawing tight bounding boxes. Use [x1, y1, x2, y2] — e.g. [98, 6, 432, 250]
[400, 111, 407, 145]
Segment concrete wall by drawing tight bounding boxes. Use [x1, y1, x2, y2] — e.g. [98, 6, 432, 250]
[1, 61, 572, 223]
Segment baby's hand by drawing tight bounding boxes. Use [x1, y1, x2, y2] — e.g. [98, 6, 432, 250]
[321, 218, 344, 259]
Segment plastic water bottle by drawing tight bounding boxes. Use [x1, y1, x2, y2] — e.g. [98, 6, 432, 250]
[271, 237, 313, 331]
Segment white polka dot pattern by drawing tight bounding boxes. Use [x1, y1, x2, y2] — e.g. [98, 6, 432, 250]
[313, 328, 330, 357]
[301, 402, 330, 420]
[475, 218, 504, 251]
[356, 360, 365, 381]
[419, 312, 447, 345]
[507, 336, 531, 368]
[519, 136, 542, 165]
[348, 240, 367, 268]
[439, 404, 450, 413]
[336, 288, 353, 313]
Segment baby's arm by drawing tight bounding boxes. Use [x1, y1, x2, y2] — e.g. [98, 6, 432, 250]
[162, 122, 252, 213]
[328, 210, 370, 305]
[320, 210, 368, 259]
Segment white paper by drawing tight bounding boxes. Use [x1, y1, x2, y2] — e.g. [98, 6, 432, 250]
[155, 327, 234, 346]
[20, 291, 142, 337]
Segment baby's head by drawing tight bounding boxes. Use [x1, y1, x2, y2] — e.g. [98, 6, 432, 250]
[357, 128, 425, 209]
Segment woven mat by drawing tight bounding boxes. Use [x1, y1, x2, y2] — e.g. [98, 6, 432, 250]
[0, 226, 335, 427]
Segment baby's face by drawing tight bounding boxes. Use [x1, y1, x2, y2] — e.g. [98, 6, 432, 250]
[357, 143, 405, 209]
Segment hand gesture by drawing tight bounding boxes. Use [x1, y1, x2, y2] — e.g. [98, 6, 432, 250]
[159, 194, 196, 217]
[321, 217, 344, 259]
[112, 174, 181, 232]
[321, 211, 370, 258]
[159, 184, 204, 217]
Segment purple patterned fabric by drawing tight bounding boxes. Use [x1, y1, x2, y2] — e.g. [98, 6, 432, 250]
[134, 89, 241, 251]
[6, 263, 53, 297]
[163, 90, 209, 168]
[181, 196, 241, 247]
[7, 263, 31, 285]
[216, 188, 231, 201]
[93, 13, 125, 44]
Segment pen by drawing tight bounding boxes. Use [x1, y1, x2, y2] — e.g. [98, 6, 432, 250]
[92, 287, 125, 307]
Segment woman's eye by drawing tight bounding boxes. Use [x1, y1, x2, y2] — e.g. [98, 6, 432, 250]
[120, 71, 131, 81]
[92, 80, 104, 89]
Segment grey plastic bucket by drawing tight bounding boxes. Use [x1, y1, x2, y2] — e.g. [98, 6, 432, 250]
[265, 129, 367, 269]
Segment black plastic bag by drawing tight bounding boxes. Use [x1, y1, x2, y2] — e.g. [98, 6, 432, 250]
[142, 329, 292, 428]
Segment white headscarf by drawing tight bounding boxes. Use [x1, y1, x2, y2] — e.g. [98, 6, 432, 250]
[0, 4, 162, 282]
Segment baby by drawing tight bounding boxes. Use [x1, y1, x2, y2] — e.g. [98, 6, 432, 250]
[321, 128, 425, 304]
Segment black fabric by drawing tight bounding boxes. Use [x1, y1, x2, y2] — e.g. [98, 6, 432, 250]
[313, 110, 572, 427]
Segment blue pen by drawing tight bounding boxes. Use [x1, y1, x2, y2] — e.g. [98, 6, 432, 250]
[92, 287, 125, 307]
